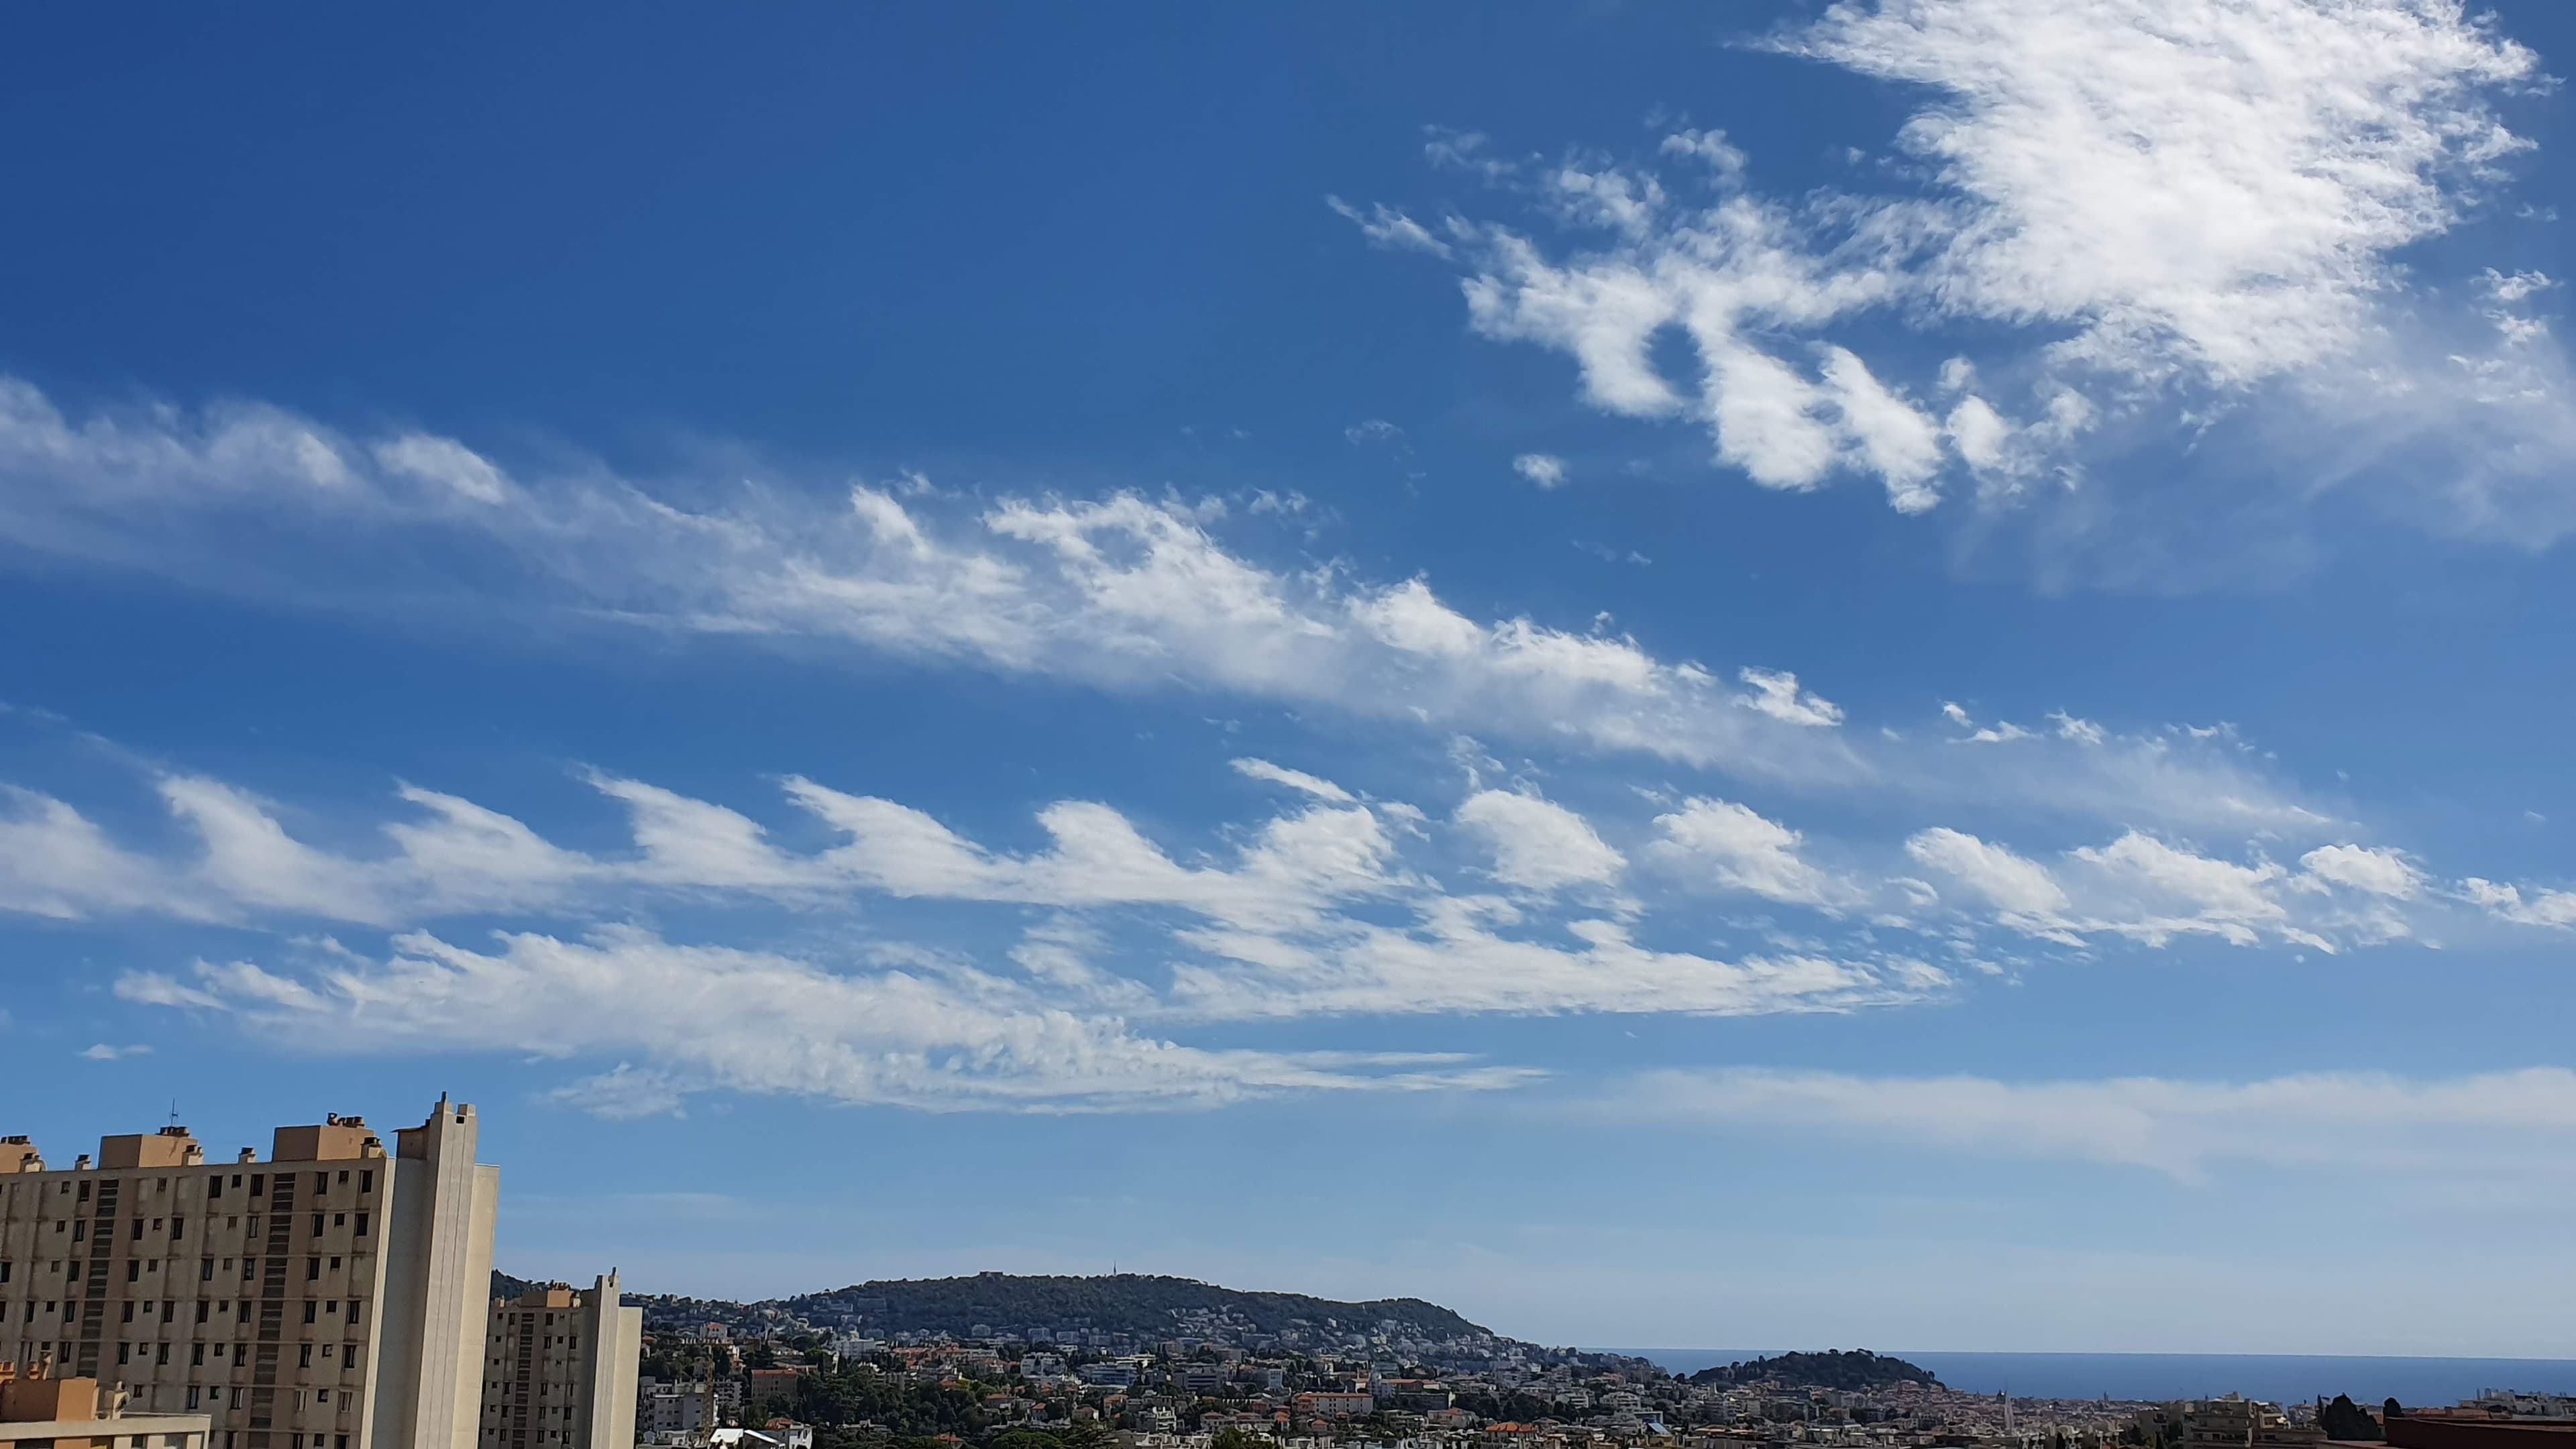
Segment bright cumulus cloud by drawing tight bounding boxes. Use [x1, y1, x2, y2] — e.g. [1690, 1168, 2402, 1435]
[1355, 0, 2575, 553]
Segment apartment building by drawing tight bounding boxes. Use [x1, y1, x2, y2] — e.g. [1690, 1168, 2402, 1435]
[0, 1360, 211, 1449]
[476, 1275, 639, 1449]
[0, 1098, 499, 1449]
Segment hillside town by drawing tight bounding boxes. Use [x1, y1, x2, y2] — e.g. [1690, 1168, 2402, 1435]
[620, 1298, 2571, 1449]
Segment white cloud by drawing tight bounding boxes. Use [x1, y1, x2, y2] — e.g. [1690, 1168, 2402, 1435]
[2462, 877, 2576, 928]
[1633, 1065, 2576, 1183]
[1171, 906, 1943, 1022]
[0, 372, 2365, 837]
[1397, 0, 2559, 539]
[2300, 843, 2426, 900]
[78, 1043, 152, 1061]
[1230, 757, 1354, 804]
[119, 926, 1523, 1114]
[1819, 346, 1944, 513]
[0, 785, 207, 921]
[374, 434, 510, 504]
[1326, 196, 1452, 258]
[1511, 452, 1568, 488]
[1903, 824, 2431, 953]
[1454, 789, 1625, 892]
[1648, 798, 1856, 908]
[1735, 667, 1843, 727]
[1904, 826, 2071, 918]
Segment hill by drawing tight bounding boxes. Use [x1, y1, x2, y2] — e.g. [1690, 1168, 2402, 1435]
[1688, 1350, 1941, 1391]
[529, 1271, 1492, 1345]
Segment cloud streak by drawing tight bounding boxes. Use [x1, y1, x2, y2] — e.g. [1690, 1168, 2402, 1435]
[1631, 1064, 2576, 1183]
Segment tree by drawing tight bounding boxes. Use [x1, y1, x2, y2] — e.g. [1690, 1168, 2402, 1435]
[2320, 1396, 2383, 1442]
[1211, 1429, 1269, 1449]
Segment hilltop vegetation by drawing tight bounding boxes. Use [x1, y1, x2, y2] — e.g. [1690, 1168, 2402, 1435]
[1688, 1351, 1941, 1391]
[582, 1271, 1491, 1343]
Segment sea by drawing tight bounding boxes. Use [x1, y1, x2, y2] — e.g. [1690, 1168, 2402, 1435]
[1608, 1351, 2576, 1407]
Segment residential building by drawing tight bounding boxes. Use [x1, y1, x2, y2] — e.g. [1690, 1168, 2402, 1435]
[643, 1385, 741, 1436]
[476, 1276, 640, 1449]
[1292, 1393, 1374, 1420]
[0, 1361, 211, 1449]
[0, 1098, 498, 1449]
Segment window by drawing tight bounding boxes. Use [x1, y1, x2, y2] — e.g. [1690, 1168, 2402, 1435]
[193, 1344, 205, 1366]
[0, 1262, 9, 1283]
[121, 1302, 134, 1324]
[72, 1220, 85, 1242]
[133, 1218, 146, 1240]
[347, 1345, 364, 1371]
[171, 1217, 184, 1240]
[127, 1260, 140, 1283]
[353, 1214, 368, 1238]
[358, 1171, 372, 1194]
[78, 1182, 90, 1203]
[304, 1302, 317, 1324]
[201, 1259, 213, 1282]
[331, 1213, 344, 1228]
[321, 1344, 334, 1358]
[158, 1342, 170, 1365]
[186, 1386, 201, 1409]
[299, 1344, 313, 1368]
[118, 1342, 131, 1364]
[241, 1260, 254, 1281]
[197, 1301, 209, 1324]
[318, 1388, 331, 1404]
[311, 1214, 323, 1238]
[248, 1216, 261, 1236]
[329, 1256, 340, 1271]
[248, 1176, 263, 1197]
[210, 1178, 224, 1201]
[232, 1388, 245, 1409]
[307, 1256, 321, 1281]
[315, 1172, 327, 1195]
[163, 1300, 173, 1320]
[325, 1301, 337, 1316]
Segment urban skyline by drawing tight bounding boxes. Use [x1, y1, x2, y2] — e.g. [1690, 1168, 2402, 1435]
[5, 0, 2576, 1358]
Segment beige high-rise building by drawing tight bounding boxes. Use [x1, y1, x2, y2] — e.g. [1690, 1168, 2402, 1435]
[475, 1276, 638, 1449]
[0, 1098, 500, 1449]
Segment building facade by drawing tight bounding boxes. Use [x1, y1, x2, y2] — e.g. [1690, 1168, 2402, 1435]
[476, 1276, 639, 1449]
[0, 1098, 499, 1449]
[0, 1360, 211, 1449]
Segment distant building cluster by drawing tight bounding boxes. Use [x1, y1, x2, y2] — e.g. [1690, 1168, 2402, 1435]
[623, 1283, 2576, 1449]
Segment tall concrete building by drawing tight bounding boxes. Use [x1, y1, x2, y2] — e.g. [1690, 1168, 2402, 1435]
[0, 1098, 500, 1449]
[476, 1276, 639, 1449]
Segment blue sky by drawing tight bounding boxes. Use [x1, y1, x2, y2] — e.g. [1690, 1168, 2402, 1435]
[5, 0, 2576, 1357]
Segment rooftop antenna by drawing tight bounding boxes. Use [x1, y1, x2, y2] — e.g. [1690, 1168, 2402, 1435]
[168, 1099, 180, 1128]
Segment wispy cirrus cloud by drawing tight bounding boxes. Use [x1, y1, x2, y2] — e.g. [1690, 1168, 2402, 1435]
[121, 926, 1532, 1114]
[1627, 1064, 2576, 1183]
[0, 370, 2348, 835]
